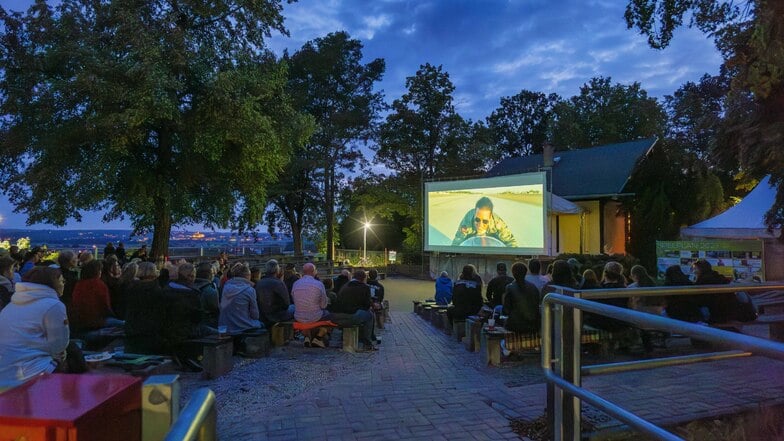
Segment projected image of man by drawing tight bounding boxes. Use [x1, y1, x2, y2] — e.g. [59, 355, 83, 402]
[452, 197, 518, 247]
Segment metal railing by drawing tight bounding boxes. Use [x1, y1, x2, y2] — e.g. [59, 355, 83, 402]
[164, 388, 216, 441]
[541, 283, 784, 441]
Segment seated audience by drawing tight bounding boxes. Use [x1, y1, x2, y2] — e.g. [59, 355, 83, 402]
[0, 256, 16, 312]
[19, 247, 44, 276]
[124, 262, 167, 353]
[56, 250, 79, 314]
[486, 262, 513, 309]
[255, 259, 293, 327]
[0, 267, 69, 381]
[692, 259, 733, 323]
[542, 260, 577, 296]
[446, 264, 484, 327]
[333, 269, 350, 293]
[332, 269, 377, 351]
[434, 271, 453, 305]
[194, 262, 220, 327]
[71, 260, 124, 331]
[291, 263, 333, 348]
[283, 263, 301, 294]
[367, 268, 385, 303]
[663, 264, 700, 322]
[579, 269, 600, 290]
[219, 263, 263, 334]
[113, 262, 138, 320]
[502, 262, 541, 333]
[525, 259, 547, 294]
[162, 262, 217, 350]
[583, 261, 630, 332]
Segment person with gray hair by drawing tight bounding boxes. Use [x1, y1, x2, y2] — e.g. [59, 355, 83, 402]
[219, 262, 262, 334]
[255, 259, 293, 327]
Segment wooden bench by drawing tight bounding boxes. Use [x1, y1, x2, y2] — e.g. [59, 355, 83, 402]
[439, 310, 451, 335]
[480, 325, 513, 366]
[183, 335, 233, 379]
[430, 305, 448, 329]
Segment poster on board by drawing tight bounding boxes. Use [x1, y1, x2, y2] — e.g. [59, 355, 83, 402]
[656, 240, 764, 281]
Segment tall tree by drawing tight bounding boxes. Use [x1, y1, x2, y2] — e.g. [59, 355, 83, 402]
[374, 63, 491, 252]
[280, 31, 385, 261]
[550, 76, 667, 148]
[0, 0, 311, 258]
[626, 0, 784, 236]
[486, 90, 560, 158]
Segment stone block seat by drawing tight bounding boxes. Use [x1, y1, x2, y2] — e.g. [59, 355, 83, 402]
[292, 320, 361, 352]
[182, 335, 234, 379]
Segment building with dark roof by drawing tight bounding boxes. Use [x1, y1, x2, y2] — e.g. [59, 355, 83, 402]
[486, 138, 657, 255]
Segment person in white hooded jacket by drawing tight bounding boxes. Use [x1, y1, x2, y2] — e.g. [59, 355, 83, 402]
[0, 266, 69, 381]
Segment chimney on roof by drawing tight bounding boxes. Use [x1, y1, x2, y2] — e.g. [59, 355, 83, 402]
[543, 142, 554, 168]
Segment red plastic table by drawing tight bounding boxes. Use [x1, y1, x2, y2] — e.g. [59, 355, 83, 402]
[0, 373, 141, 441]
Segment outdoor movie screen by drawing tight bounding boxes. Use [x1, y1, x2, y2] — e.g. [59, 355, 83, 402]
[424, 172, 547, 256]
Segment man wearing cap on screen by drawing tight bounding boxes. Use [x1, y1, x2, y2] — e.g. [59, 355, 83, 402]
[452, 197, 518, 247]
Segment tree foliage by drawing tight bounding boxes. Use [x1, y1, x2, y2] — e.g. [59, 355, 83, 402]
[486, 90, 560, 158]
[279, 31, 385, 259]
[626, 0, 784, 236]
[550, 76, 667, 148]
[0, 0, 312, 257]
[372, 63, 492, 252]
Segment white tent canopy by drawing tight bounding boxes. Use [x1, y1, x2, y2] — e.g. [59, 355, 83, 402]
[551, 193, 585, 215]
[681, 175, 780, 239]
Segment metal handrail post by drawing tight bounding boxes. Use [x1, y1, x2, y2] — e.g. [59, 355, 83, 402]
[563, 289, 582, 441]
[164, 388, 216, 441]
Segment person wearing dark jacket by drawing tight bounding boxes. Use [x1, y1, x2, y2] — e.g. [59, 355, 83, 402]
[583, 261, 628, 331]
[692, 259, 733, 323]
[486, 262, 514, 308]
[502, 262, 541, 333]
[115, 243, 127, 265]
[663, 265, 699, 322]
[194, 262, 220, 327]
[124, 262, 167, 353]
[255, 259, 293, 326]
[434, 271, 453, 305]
[332, 270, 377, 351]
[162, 263, 216, 353]
[0, 256, 17, 312]
[367, 269, 385, 302]
[333, 269, 351, 294]
[56, 251, 79, 316]
[446, 264, 484, 327]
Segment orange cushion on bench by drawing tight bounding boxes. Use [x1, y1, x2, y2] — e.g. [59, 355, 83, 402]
[293, 321, 338, 331]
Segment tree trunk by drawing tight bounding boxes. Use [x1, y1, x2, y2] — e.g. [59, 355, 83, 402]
[150, 199, 172, 260]
[325, 164, 335, 261]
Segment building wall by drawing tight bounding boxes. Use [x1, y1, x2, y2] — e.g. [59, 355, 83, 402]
[553, 200, 602, 255]
[603, 200, 627, 255]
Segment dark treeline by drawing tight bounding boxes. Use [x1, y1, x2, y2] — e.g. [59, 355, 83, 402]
[1, 1, 781, 268]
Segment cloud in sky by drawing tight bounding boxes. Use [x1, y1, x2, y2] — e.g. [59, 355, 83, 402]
[0, 0, 722, 228]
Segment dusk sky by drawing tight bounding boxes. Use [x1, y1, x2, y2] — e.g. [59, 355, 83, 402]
[0, 0, 722, 230]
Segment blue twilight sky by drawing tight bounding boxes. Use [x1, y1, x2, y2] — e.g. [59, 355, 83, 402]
[0, 0, 721, 229]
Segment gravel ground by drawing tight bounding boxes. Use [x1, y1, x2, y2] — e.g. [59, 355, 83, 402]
[177, 331, 378, 426]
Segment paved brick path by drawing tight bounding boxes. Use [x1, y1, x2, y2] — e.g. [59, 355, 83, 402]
[218, 310, 784, 440]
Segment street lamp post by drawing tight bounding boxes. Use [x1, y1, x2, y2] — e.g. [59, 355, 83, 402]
[363, 222, 370, 263]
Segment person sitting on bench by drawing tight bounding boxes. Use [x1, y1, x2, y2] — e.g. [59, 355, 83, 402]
[446, 264, 483, 328]
[255, 259, 294, 328]
[333, 269, 378, 352]
[502, 262, 541, 333]
[291, 263, 331, 348]
[220, 263, 263, 334]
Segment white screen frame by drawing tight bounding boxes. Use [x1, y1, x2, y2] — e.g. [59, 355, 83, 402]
[423, 172, 549, 256]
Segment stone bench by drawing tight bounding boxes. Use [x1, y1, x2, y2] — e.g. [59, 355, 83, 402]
[183, 335, 234, 379]
[292, 321, 361, 352]
[713, 313, 784, 342]
[271, 321, 295, 346]
[464, 316, 483, 352]
[232, 329, 270, 358]
[453, 320, 466, 342]
[480, 325, 513, 366]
